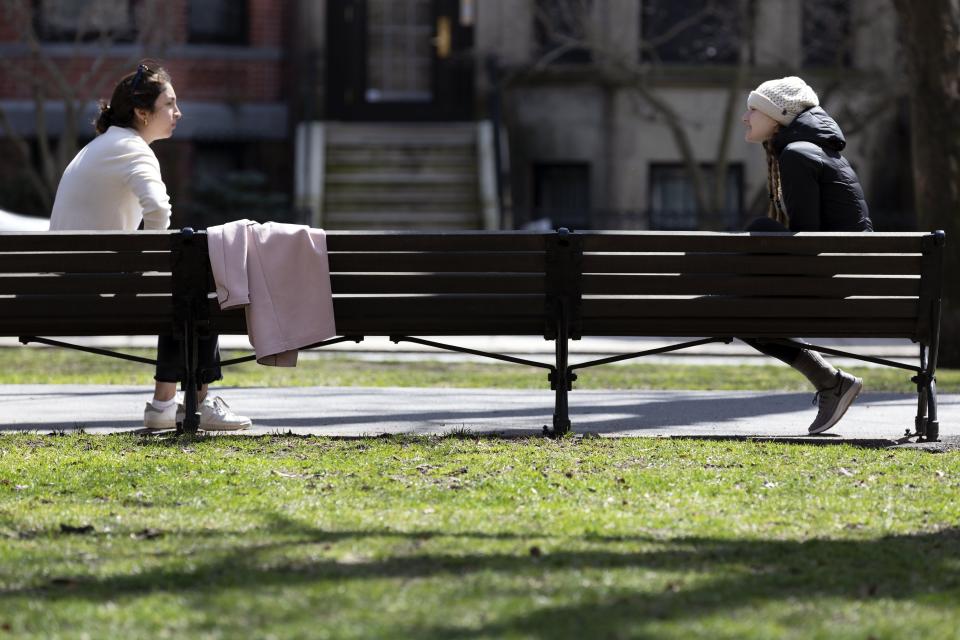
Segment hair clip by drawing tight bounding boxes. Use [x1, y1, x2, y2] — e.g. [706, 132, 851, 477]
[131, 64, 148, 91]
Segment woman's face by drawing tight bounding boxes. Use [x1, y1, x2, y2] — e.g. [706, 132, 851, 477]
[137, 83, 181, 144]
[742, 107, 778, 143]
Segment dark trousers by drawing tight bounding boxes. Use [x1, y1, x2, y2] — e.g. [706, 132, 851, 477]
[155, 334, 223, 387]
[741, 338, 802, 365]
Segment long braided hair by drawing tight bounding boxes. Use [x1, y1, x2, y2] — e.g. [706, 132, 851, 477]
[762, 139, 789, 226]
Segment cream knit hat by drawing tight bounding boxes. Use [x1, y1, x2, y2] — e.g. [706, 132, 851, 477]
[747, 76, 819, 126]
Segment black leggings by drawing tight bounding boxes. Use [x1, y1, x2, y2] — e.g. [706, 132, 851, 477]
[741, 338, 801, 365]
[154, 334, 223, 387]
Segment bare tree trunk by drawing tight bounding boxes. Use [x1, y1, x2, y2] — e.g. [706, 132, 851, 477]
[708, 0, 753, 231]
[630, 82, 711, 219]
[892, 0, 960, 366]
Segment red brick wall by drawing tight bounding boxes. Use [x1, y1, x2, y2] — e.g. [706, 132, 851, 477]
[0, 0, 290, 102]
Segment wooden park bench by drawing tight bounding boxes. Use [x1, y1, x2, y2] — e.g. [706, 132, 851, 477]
[0, 228, 945, 440]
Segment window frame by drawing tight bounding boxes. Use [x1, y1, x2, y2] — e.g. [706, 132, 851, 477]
[532, 160, 592, 229]
[187, 0, 250, 46]
[647, 162, 745, 231]
[639, 0, 743, 66]
[33, 0, 137, 43]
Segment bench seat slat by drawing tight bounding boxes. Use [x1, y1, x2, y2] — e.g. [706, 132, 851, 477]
[581, 232, 925, 254]
[582, 253, 922, 276]
[581, 297, 918, 319]
[0, 252, 171, 274]
[581, 274, 921, 297]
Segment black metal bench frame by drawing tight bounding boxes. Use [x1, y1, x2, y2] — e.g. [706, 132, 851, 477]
[4, 227, 945, 441]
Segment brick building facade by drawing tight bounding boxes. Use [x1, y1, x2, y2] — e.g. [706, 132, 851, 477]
[0, 0, 293, 227]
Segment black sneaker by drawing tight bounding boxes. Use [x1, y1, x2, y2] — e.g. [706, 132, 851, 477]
[808, 371, 863, 434]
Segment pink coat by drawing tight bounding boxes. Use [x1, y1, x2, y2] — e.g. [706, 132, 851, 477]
[207, 220, 337, 366]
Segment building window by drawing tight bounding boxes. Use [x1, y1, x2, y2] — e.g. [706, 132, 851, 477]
[34, 0, 135, 42]
[648, 163, 743, 230]
[188, 142, 290, 227]
[640, 0, 742, 64]
[802, 0, 852, 68]
[533, 162, 591, 229]
[188, 0, 248, 45]
[534, 0, 592, 64]
[366, 0, 433, 103]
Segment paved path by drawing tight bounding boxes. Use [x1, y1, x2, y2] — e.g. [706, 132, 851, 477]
[1, 385, 954, 445]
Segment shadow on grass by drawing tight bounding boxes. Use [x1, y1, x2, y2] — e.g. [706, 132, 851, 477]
[2, 511, 959, 638]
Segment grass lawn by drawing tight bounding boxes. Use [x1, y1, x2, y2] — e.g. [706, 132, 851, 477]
[1, 434, 959, 639]
[0, 347, 957, 392]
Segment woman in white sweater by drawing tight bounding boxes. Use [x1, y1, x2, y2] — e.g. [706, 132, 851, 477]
[50, 62, 250, 431]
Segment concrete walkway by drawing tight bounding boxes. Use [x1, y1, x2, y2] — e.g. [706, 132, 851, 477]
[1, 385, 954, 447]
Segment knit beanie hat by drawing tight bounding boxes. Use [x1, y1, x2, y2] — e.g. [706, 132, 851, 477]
[747, 76, 819, 126]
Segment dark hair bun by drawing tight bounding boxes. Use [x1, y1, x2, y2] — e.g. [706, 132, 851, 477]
[94, 100, 113, 134]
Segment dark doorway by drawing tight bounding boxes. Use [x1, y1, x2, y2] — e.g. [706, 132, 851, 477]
[326, 0, 475, 121]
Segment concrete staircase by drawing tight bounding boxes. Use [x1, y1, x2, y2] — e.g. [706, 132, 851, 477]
[320, 122, 491, 230]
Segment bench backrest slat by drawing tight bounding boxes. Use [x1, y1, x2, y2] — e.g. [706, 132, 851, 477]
[0, 232, 173, 337]
[326, 232, 546, 252]
[0, 273, 172, 295]
[0, 230, 942, 345]
[328, 251, 545, 273]
[581, 232, 926, 254]
[0, 252, 171, 274]
[289, 232, 552, 336]
[0, 231, 170, 252]
[577, 231, 938, 342]
[331, 273, 544, 294]
[581, 274, 920, 297]
[581, 254, 922, 276]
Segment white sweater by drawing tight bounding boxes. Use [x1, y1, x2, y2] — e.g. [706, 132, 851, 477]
[49, 126, 172, 231]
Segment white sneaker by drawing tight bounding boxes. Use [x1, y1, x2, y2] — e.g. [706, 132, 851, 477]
[143, 401, 178, 431]
[178, 396, 251, 431]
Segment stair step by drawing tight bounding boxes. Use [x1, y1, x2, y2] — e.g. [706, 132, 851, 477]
[323, 210, 481, 229]
[325, 190, 477, 205]
[320, 123, 484, 231]
[324, 172, 476, 184]
[325, 123, 476, 145]
[327, 147, 474, 161]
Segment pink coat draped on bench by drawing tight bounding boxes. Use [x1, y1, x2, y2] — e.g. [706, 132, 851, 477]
[207, 220, 337, 366]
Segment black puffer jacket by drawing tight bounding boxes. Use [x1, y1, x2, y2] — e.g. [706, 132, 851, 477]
[772, 106, 873, 232]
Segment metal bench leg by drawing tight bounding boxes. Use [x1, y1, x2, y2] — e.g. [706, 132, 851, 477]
[926, 379, 940, 442]
[179, 319, 201, 435]
[912, 344, 940, 442]
[550, 299, 573, 436]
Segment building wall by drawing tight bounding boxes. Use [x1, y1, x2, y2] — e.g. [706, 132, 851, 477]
[477, 0, 905, 230]
[0, 0, 292, 224]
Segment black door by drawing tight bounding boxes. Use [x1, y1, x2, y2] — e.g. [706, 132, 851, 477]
[326, 0, 475, 121]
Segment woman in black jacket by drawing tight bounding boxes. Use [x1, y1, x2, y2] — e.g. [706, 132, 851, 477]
[742, 75, 872, 434]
